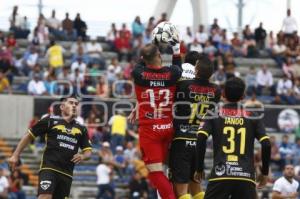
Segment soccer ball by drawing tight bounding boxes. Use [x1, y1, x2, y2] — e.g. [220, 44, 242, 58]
[152, 21, 179, 46]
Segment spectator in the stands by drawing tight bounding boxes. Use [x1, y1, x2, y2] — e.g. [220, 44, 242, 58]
[71, 46, 89, 64]
[143, 28, 152, 45]
[195, 25, 208, 46]
[71, 57, 87, 74]
[282, 9, 298, 38]
[211, 28, 222, 47]
[44, 73, 57, 96]
[124, 141, 138, 166]
[108, 110, 127, 152]
[272, 39, 287, 67]
[282, 57, 294, 79]
[266, 31, 277, 50]
[245, 66, 257, 96]
[211, 64, 226, 86]
[69, 68, 84, 89]
[244, 93, 263, 108]
[35, 14, 49, 44]
[20, 16, 30, 31]
[107, 58, 121, 89]
[156, 12, 168, 25]
[189, 38, 203, 53]
[218, 37, 232, 54]
[8, 170, 26, 199]
[74, 13, 87, 40]
[129, 172, 149, 199]
[293, 78, 300, 103]
[279, 134, 294, 165]
[254, 22, 267, 50]
[98, 142, 114, 164]
[256, 64, 276, 96]
[277, 75, 296, 105]
[0, 70, 12, 94]
[0, 32, 5, 43]
[119, 23, 132, 42]
[231, 32, 244, 56]
[106, 23, 118, 50]
[71, 36, 86, 54]
[114, 146, 126, 177]
[290, 56, 300, 79]
[46, 10, 64, 40]
[86, 37, 105, 67]
[269, 135, 284, 171]
[182, 27, 193, 47]
[96, 157, 115, 199]
[9, 6, 22, 30]
[96, 76, 109, 98]
[210, 18, 220, 33]
[292, 138, 300, 166]
[132, 16, 145, 38]
[28, 28, 41, 46]
[45, 40, 65, 75]
[272, 165, 299, 199]
[243, 25, 254, 40]
[286, 39, 300, 59]
[146, 16, 155, 31]
[0, 168, 9, 199]
[27, 72, 47, 96]
[62, 12, 76, 41]
[203, 40, 217, 59]
[21, 45, 39, 76]
[6, 33, 17, 49]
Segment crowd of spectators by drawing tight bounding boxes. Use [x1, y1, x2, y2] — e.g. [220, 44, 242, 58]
[1, 5, 300, 199]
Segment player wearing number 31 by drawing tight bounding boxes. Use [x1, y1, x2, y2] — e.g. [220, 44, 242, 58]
[131, 43, 182, 199]
[197, 77, 271, 199]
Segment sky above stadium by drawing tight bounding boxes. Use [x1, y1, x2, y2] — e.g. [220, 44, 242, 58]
[0, 0, 300, 36]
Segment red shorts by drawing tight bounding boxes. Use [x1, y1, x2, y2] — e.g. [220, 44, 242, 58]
[138, 123, 174, 164]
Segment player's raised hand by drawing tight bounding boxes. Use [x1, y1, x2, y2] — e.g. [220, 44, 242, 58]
[71, 153, 84, 164]
[7, 155, 18, 171]
[256, 174, 268, 189]
[193, 171, 205, 183]
[128, 109, 137, 124]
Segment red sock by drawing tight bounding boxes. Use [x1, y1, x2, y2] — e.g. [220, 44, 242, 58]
[148, 171, 176, 199]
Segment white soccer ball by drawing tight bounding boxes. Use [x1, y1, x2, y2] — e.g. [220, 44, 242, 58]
[151, 21, 179, 46]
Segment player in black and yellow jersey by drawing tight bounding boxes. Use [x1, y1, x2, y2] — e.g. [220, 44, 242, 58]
[8, 95, 92, 199]
[197, 77, 271, 199]
[169, 54, 221, 199]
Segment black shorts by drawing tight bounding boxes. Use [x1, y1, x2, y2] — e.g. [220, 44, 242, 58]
[204, 180, 257, 199]
[38, 169, 72, 199]
[169, 139, 197, 183]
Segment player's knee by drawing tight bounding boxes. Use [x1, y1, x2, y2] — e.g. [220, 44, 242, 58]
[174, 183, 189, 197]
[38, 194, 52, 199]
[146, 163, 163, 172]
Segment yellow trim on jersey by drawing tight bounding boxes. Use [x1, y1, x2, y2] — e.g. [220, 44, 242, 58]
[197, 130, 208, 137]
[28, 130, 36, 139]
[82, 147, 92, 151]
[209, 177, 256, 184]
[173, 137, 197, 141]
[259, 136, 270, 142]
[40, 168, 73, 178]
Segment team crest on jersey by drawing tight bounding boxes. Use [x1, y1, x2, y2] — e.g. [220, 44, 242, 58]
[40, 180, 51, 190]
[52, 125, 82, 136]
[215, 164, 226, 176]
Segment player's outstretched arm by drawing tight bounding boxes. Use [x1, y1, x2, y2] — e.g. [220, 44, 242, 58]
[257, 138, 271, 189]
[8, 132, 34, 171]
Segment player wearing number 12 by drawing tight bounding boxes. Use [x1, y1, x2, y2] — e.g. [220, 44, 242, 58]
[131, 43, 182, 199]
[197, 77, 271, 199]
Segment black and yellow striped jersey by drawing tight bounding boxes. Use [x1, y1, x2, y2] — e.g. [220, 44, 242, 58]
[29, 115, 92, 178]
[198, 103, 269, 184]
[173, 78, 221, 140]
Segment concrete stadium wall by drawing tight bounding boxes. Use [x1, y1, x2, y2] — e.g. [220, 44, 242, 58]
[0, 95, 34, 138]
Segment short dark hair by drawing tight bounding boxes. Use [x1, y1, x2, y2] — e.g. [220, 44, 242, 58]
[195, 54, 214, 80]
[184, 51, 201, 66]
[141, 44, 159, 64]
[224, 77, 246, 102]
[60, 94, 80, 102]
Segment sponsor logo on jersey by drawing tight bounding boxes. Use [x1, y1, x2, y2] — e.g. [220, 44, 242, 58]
[153, 123, 172, 130]
[215, 164, 226, 176]
[40, 180, 51, 190]
[52, 125, 82, 136]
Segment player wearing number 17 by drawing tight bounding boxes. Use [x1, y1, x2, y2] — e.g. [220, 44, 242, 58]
[131, 43, 182, 199]
[197, 77, 271, 199]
